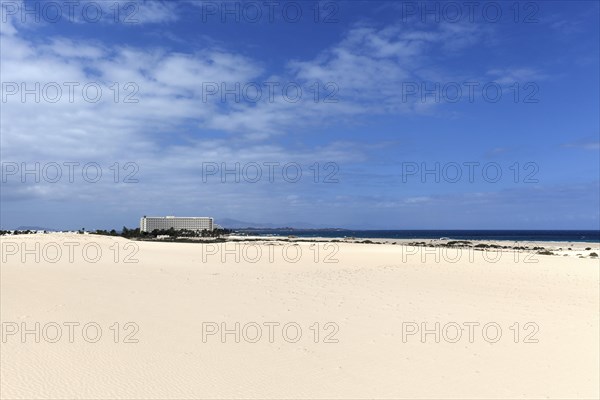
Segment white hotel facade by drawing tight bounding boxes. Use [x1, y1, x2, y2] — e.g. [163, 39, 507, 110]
[140, 216, 214, 232]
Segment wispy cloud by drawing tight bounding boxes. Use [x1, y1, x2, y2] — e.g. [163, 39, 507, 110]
[562, 141, 600, 151]
[486, 68, 548, 85]
[1, 2, 598, 229]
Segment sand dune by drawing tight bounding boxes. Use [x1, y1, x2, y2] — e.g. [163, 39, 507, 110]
[1, 234, 598, 399]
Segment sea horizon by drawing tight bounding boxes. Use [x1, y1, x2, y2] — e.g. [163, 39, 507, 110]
[233, 229, 600, 242]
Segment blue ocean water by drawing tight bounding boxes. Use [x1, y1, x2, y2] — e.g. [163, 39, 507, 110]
[234, 230, 600, 243]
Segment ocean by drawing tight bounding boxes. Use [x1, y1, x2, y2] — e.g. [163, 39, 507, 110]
[234, 230, 600, 243]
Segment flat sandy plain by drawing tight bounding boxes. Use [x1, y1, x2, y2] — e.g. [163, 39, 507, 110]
[1, 233, 599, 399]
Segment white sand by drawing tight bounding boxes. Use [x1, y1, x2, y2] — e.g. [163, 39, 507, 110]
[1, 233, 598, 399]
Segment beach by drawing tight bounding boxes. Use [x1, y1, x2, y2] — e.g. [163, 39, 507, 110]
[1, 233, 599, 399]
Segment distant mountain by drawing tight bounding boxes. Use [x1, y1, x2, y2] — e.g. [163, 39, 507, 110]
[215, 219, 277, 229]
[215, 218, 343, 230]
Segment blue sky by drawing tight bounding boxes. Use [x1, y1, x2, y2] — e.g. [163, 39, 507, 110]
[1, 0, 598, 230]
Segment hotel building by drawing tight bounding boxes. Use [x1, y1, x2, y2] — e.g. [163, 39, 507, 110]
[140, 216, 214, 232]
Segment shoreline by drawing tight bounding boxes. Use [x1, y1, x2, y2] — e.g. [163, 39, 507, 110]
[3, 233, 598, 259]
[4, 231, 598, 246]
[3, 229, 599, 243]
[122, 234, 600, 260]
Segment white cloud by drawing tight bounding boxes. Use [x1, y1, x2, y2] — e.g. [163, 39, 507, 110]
[562, 141, 600, 150]
[486, 67, 548, 85]
[0, 22, 368, 216]
[3, 10, 547, 227]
